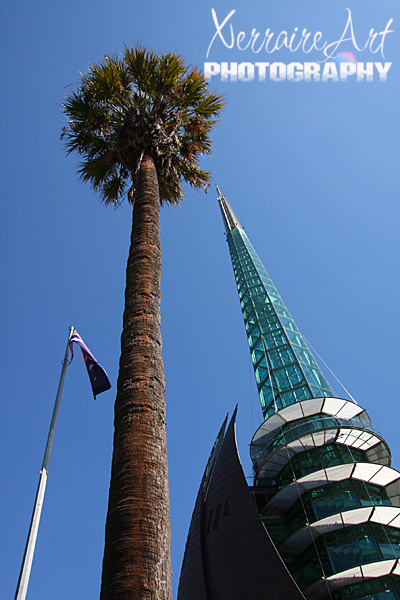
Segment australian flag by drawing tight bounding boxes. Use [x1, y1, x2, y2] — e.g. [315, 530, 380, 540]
[69, 330, 111, 398]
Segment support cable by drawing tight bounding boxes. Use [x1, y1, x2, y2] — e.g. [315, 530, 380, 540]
[303, 334, 358, 405]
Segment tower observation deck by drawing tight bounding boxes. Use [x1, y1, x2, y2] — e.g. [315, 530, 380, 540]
[178, 190, 400, 600]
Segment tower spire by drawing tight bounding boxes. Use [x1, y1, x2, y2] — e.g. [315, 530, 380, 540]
[217, 185, 243, 234]
[178, 192, 400, 600]
[217, 191, 334, 420]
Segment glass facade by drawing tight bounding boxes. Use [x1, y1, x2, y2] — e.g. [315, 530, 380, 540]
[332, 576, 400, 600]
[227, 226, 333, 420]
[291, 524, 400, 589]
[276, 444, 367, 489]
[251, 413, 376, 466]
[284, 479, 391, 534]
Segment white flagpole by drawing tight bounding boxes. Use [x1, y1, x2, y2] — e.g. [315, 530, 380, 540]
[14, 326, 75, 600]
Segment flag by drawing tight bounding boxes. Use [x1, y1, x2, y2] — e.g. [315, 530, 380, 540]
[69, 330, 111, 398]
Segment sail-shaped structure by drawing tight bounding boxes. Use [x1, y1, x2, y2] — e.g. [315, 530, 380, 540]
[178, 190, 400, 600]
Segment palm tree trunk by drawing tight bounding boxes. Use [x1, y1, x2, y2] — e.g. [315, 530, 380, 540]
[100, 155, 172, 600]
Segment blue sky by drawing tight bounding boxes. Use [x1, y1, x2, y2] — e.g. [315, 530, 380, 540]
[1, 1, 399, 598]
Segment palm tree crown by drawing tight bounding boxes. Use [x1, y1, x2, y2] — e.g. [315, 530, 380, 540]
[62, 46, 224, 206]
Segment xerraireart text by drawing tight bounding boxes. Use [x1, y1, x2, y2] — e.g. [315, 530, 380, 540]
[204, 9, 393, 82]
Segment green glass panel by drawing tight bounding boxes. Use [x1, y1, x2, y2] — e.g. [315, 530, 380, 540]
[276, 446, 367, 490]
[255, 356, 268, 370]
[254, 305, 274, 319]
[274, 365, 306, 390]
[295, 543, 332, 588]
[255, 367, 270, 385]
[309, 384, 332, 397]
[268, 347, 297, 369]
[248, 333, 260, 347]
[251, 349, 265, 364]
[284, 485, 363, 535]
[341, 590, 399, 600]
[252, 338, 265, 352]
[287, 333, 309, 349]
[326, 534, 380, 573]
[261, 516, 288, 546]
[336, 576, 400, 600]
[312, 486, 359, 520]
[245, 320, 258, 334]
[263, 330, 287, 348]
[227, 226, 334, 418]
[259, 317, 281, 332]
[297, 348, 318, 367]
[280, 387, 312, 405]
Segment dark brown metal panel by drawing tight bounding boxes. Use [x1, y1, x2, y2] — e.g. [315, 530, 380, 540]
[177, 417, 228, 600]
[178, 409, 305, 600]
[177, 489, 208, 600]
[203, 409, 305, 600]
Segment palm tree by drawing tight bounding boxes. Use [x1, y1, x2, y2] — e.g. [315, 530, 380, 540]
[62, 46, 224, 600]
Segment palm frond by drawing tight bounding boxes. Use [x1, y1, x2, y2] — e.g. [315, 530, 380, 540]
[62, 45, 225, 206]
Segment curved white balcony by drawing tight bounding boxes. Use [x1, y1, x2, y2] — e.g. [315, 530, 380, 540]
[250, 399, 390, 482]
[304, 558, 400, 600]
[251, 398, 371, 449]
[253, 427, 389, 481]
[268, 462, 400, 511]
[280, 506, 400, 555]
